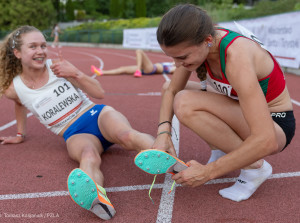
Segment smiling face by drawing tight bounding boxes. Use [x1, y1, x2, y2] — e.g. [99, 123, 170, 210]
[14, 31, 48, 71]
[160, 41, 210, 72]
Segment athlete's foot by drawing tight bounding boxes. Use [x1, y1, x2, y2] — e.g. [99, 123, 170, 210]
[219, 160, 272, 202]
[90, 184, 116, 220]
[68, 168, 116, 220]
[91, 65, 103, 76]
[133, 70, 142, 77]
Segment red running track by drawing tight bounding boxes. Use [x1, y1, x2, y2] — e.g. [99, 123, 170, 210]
[0, 46, 299, 223]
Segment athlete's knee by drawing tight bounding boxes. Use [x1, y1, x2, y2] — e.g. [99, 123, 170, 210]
[80, 146, 101, 165]
[115, 129, 138, 149]
[116, 129, 134, 144]
[174, 90, 194, 119]
[135, 49, 143, 56]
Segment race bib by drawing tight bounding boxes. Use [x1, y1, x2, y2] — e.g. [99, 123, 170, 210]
[206, 76, 238, 100]
[33, 79, 83, 127]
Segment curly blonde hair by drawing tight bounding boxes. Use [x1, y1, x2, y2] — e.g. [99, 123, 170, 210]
[0, 25, 40, 96]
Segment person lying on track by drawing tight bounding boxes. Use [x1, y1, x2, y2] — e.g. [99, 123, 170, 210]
[0, 25, 154, 220]
[152, 4, 295, 202]
[91, 49, 176, 77]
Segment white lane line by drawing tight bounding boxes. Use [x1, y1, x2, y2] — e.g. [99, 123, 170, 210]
[156, 115, 180, 223]
[64, 49, 104, 78]
[0, 184, 164, 201]
[1, 171, 299, 201]
[137, 92, 161, 96]
[0, 113, 33, 131]
[156, 74, 178, 223]
[156, 174, 177, 223]
[0, 191, 69, 200]
[106, 92, 161, 96]
[291, 99, 300, 107]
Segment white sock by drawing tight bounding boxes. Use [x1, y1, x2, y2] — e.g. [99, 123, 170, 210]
[207, 149, 226, 164]
[219, 160, 272, 202]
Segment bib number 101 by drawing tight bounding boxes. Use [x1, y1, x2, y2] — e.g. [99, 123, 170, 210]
[53, 83, 71, 97]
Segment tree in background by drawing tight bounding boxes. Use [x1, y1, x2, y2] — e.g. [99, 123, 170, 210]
[51, 0, 60, 21]
[145, 0, 175, 17]
[123, 0, 135, 18]
[95, 0, 110, 16]
[1, 0, 298, 32]
[66, 0, 75, 21]
[135, 0, 146, 18]
[110, 0, 121, 18]
[0, 0, 56, 31]
[59, 0, 298, 22]
[144, 0, 200, 17]
[109, 0, 147, 19]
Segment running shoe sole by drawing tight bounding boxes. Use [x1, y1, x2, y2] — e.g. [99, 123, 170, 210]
[134, 149, 188, 175]
[67, 168, 115, 220]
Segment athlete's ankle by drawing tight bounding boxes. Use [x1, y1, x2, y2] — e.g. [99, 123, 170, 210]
[244, 159, 264, 170]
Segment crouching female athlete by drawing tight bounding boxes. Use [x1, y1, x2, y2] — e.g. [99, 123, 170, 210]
[152, 4, 296, 202]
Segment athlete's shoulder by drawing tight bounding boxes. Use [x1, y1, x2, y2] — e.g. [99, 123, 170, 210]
[226, 36, 262, 59]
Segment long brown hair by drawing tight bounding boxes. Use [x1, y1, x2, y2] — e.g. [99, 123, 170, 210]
[157, 4, 215, 81]
[0, 25, 41, 96]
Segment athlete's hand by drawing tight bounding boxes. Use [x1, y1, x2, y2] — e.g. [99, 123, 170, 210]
[151, 133, 177, 157]
[171, 160, 211, 187]
[50, 58, 80, 79]
[0, 135, 24, 145]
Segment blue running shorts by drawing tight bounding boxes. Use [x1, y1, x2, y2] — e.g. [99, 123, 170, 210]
[63, 104, 114, 151]
[142, 64, 157, 75]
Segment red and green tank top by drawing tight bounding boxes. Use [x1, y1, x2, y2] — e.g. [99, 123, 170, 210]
[205, 28, 286, 102]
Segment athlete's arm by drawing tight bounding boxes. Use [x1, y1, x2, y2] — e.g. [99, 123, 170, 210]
[0, 84, 27, 144]
[152, 66, 191, 156]
[50, 59, 105, 99]
[209, 38, 278, 180]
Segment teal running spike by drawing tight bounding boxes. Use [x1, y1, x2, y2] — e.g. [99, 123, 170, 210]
[134, 149, 188, 175]
[134, 149, 188, 203]
[67, 168, 116, 220]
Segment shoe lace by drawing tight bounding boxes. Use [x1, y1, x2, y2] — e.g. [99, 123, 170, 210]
[148, 175, 156, 204]
[148, 175, 176, 204]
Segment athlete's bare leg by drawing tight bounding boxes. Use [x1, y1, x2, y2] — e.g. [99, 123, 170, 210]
[102, 65, 137, 75]
[136, 49, 155, 73]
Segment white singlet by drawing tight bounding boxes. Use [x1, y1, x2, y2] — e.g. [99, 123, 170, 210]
[13, 59, 93, 134]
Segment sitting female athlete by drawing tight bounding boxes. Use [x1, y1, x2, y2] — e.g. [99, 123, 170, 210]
[0, 25, 154, 220]
[91, 49, 175, 77]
